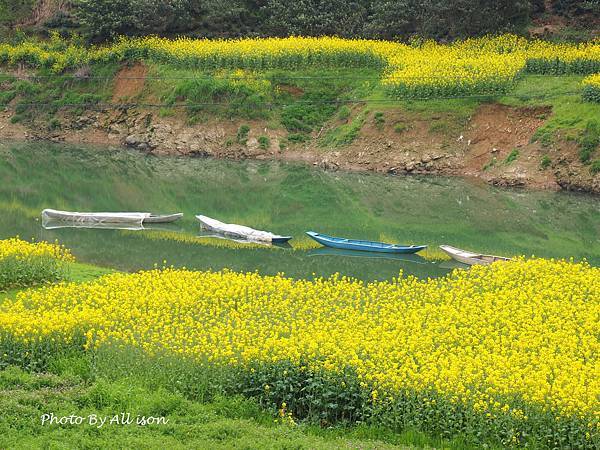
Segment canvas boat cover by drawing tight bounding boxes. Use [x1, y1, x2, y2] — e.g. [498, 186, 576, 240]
[42, 209, 151, 226]
[196, 214, 283, 243]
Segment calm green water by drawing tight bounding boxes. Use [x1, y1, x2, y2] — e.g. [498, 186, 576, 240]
[0, 142, 598, 280]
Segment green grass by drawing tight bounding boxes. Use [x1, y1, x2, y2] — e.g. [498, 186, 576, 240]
[68, 262, 114, 282]
[0, 365, 422, 450]
[320, 109, 368, 147]
[578, 120, 600, 163]
[0, 261, 112, 305]
[540, 155, 552, 170]
[505, 149, 520, 164]
[502, 75, 600, 149]
[236, 124, 250, 144]
[0, 335, 481, 450]
[258, 135, 270, 150]
[146, 65, 381, 144]
[0, 63, 118, 125]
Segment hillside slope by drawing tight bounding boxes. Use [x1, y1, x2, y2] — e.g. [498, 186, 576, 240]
[1, 62, 599, 193]
[0, 34, 599, 193]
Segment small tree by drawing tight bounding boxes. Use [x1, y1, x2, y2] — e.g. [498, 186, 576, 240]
[265, 0, 369, 37]
[73, 0, 200, 41]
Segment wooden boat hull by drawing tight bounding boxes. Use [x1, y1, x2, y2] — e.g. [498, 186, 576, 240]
[306, 231, 426, 254]
[439, 245, 512, 266]
[143, 213, 183, 224]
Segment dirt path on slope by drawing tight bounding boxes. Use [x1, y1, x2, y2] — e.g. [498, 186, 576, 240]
[112, 63, 148, 102]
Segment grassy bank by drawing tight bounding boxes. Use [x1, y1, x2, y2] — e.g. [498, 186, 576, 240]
[0, 355, 482, 450]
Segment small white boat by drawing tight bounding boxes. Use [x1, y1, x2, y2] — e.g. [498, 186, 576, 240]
[439, 245, 512, 266]
[42, 209, 182, 226]
[142, 213, 183, 223]
[196, 214, 292, 244]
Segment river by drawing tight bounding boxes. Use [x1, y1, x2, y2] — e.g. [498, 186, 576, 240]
[0, 141, 598, 280]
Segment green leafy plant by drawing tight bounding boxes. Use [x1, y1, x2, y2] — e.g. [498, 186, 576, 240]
[578, 120, 600, 163]
[394, 123, 408, 133]
[236, 125, 250, 145]
[258, 135, 270, 150]
[374, 111, 385, 129]
[505, 149, 519, 164]
[338, 105, 351, 121]
[483, 157, 497, 171]
[540, 155, 551, 170]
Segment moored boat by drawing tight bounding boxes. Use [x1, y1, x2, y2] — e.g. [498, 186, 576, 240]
[42, 209, 182, 225]
[143, 213, 184, 223]
[306, 231, 426, 254]
[439, 245, 512, 266]
[196, 214, 292, 244]
[42, 209, 150, 225]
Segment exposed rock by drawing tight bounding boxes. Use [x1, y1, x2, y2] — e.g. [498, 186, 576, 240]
[490, 175, 528, 188]
[124, 134, 139, 146]
[318, 159, 339, 171]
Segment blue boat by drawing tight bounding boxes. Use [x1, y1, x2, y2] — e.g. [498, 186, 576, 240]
[306, 231, 427, 254]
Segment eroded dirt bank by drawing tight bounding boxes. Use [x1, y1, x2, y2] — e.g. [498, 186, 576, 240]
[0, 101, 598, 194]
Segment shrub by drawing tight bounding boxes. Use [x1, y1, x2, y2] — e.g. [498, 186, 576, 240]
[582, 74, 600, 103]
[540, 155, 551, 170]
[337, 105, 351, 121]
[257, 135, 270, 150]
[287, 133, 309, 143]
[578, 120, 600, 163]
[394, 123, 408, 133]
[373, 111, 384, 129]
[236, 124, 250, 145]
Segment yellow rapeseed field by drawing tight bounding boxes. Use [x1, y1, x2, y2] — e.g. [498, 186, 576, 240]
[1, 34, 599, 97]
[1, 258, 597, 427]
[0, 237, 74, 289]
[0, 237, 74, 262]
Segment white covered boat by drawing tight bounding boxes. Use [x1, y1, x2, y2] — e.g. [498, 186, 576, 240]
[439, 245, 512, 266]
[196, 214, 292, 244]
[42, 209, 182, 226]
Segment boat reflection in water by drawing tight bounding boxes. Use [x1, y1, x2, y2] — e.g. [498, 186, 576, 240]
[308, 247, 428, 264]
[196, 230, 292, 248]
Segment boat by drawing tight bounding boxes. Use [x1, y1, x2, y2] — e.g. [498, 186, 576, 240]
[439, 245, 512, 266]
[41, 209, 182, 225]
[196, 214, 292, 244]
[306, 231, 426, 254]
[142, 213, 183, 223]
[42, 220, 145, 231]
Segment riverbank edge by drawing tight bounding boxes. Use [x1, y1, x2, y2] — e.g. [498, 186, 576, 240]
[2, 103, 598, 195]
